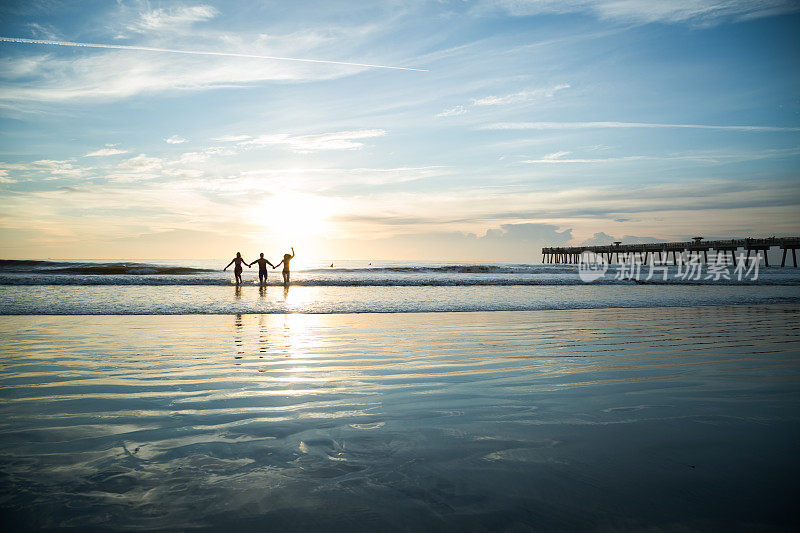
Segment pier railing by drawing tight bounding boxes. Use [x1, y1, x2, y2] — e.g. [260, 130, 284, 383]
[542, 237, 800, 267]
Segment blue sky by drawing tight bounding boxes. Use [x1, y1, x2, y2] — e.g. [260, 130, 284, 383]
[0, 0, 798, 261]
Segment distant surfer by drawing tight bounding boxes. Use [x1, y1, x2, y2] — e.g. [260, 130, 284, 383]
[223, 252, 250, 284]
[273, 247, 295, 285]
[248, 253, 275, 285]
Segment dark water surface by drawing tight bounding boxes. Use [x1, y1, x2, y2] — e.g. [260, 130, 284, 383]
[1, 306, 799, 531]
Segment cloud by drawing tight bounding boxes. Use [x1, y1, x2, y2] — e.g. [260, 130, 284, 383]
[236, 165, 448, 190]
[354, 223, 572, 262]
[580, 231, 666, 245]
[174, 152, 208, 164]
[437, 83, 569, 118]
[335, 222, 574, 261]
[330, 176, 800, 239]
[84, 147, 128, 157]
[127, 5, 219, 33]
[117, 154, 163, 171]
[436, 105, 467, 117]
[541, 151, 571, 161]
[522, 147, 800, 165]
[0, 29, 417, 105]
[581, 231, 616, 245]
[618, 235, 669, 244]
[0, 159, 88, 179]
[476, 0, 800, 26]
[27, 22, 59, 40]
[241, 129, 386, 152]
[0, 37, 427, 80]
[483, 222, 573, 243]
[165, 135, 187, 144]
[471, 83, 570, 106]
[524, 155, 649, 164]
[108, 154, 164, 180]
[483, 121, 800, 131]
[213, 135, 252, 142]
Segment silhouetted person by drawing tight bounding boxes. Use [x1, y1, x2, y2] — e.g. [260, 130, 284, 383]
[273, 247, 295, 285]
[224, 252, 250, 284]
[249, 253, 275, 285]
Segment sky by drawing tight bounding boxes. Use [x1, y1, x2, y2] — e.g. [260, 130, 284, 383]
[0, 0, 798, 261]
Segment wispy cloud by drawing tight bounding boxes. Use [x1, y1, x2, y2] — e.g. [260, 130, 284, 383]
[84, 147, 128, 157]
[127, 5, 218, 33]
[212, 135, 252, 142]
[524, 155, 647, 164]
[108, 154, 165, 181]
[436, 83, 569, 117]
[0, 37, 428, 72]
[436, 105, 467, 118]
[27, 22, 59, 40]
[541, 151, 571, 160]
[472, 83, 570, 106]
[476, 0, 800, 25]
[237, 129, 387, 152]
[522, 147, 800, 164]
[483, 121, 800, 131]
[581, 232, 666, 245]
[165, 135, 187, 144]
[1, 159, 89, 179]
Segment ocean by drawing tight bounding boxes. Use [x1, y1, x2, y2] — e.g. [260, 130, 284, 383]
[1, 258, 799, 314]
[1, 259, 799, 530]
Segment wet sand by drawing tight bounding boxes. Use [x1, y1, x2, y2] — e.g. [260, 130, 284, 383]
[1, 305, 799, 531]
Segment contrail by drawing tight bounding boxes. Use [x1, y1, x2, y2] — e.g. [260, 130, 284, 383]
[0, 36, 428, 72]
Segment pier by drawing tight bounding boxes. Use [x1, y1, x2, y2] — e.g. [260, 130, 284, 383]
[542, 237, 800, 267]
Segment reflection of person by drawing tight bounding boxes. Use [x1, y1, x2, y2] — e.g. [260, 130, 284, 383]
[224, 252, 250, 284]
[273, 247, 295, 285]
[248, 253, 275, 285]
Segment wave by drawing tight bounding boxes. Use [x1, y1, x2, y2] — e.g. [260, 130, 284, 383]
[4, 260, 554, 276]
[1, 260, 796, 286]
[0, 276, 793, 287]
[306, 264, 545, 274]
[0, 260, 213, 276]
[0, 276, 617, 287]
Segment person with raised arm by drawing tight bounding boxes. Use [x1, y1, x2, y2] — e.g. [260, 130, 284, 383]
[223, 252, 250, 285]
[248, 253, 275, 285]
[273, 247, 295, 285]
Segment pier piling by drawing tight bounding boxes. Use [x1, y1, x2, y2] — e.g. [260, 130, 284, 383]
[542, 237, 800, 267]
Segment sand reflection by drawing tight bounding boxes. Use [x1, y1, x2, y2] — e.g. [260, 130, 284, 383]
[1, 307, 799, 530]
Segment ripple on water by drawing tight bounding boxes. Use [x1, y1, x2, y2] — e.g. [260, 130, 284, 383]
[1, 306, 799, 530]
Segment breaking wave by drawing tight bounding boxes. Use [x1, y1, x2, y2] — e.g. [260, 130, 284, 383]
[0, 260, 214, 276]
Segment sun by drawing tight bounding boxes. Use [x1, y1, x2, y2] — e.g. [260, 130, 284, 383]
[249, 193, 337, 264]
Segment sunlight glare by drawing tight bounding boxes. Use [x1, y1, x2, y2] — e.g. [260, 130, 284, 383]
[251, 193, 336, 264]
